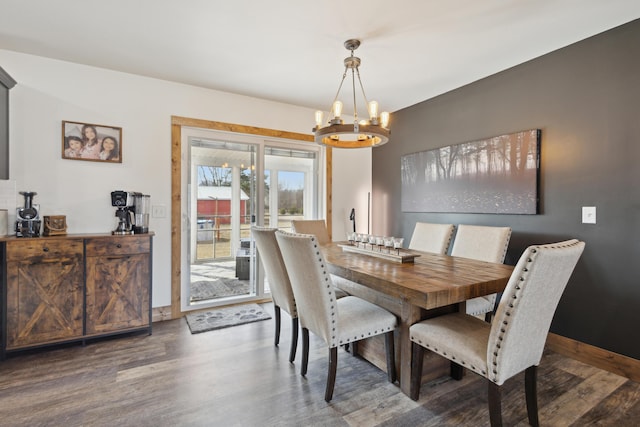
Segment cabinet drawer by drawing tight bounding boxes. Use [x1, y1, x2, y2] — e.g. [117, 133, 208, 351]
[6, 238, 84, 262]
[85, 236, 150, 257]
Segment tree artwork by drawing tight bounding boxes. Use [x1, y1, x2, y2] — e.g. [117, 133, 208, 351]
[401, 129, 540, 214]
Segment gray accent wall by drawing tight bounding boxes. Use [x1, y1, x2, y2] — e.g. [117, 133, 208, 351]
[372, 19, 640, 359]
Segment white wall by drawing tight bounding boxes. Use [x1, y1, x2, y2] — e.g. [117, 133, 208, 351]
[331, 148, 372, 240]
[0, 49, 369, 308]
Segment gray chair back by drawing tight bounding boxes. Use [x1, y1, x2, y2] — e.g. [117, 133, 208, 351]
[488, 239, 585, 385]
[251, 226, 296, 317]
[276, 230, 338, 347]
[408, 222, 455, 254]
[451, 224, 511, 263]
[451, 224, 512, 316]
[291, 219, 330, 245]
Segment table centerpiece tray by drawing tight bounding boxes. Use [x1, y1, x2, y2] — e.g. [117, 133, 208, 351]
[338, 243, 420, 263]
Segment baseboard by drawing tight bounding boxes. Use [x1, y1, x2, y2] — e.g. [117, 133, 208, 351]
[152, 306, 173, 322]
[546, 332, 640, 383]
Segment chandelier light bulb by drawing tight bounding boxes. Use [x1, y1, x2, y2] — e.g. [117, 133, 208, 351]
[368, 101, 379, 120]
[381, 111, 390, 128]
[332, 100, 343, 119]
[315, 110, 324, 127]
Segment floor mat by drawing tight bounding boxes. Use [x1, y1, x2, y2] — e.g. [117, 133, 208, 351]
[185, 304, 271, 334]
[190, 278, 250, 301]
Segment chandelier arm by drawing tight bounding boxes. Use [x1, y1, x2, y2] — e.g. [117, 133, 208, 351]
[351, 67, 358, 122]
[355, 68, 371, 111]
[330, 67, 349, 112]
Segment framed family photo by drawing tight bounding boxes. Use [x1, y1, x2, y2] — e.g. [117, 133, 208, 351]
[62, 120, 122, 163]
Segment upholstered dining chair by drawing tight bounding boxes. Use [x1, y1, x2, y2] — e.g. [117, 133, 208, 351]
[251, 226, 298, 363]
[291, 219, 330, 244]
[409, 239, 585, 426]
[451, 224, 512, 320]
[290, 219, 350, 299]
[275, 230, 398, 402]
[408, 222, 455, 254]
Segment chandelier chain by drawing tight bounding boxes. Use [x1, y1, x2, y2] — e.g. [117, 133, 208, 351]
[330, 67, 349, 113]
[351, 67, 358, 122]
[355, 67, 370, 118]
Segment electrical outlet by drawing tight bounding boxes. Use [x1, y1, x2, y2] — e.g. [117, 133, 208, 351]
[582, 206, 596, 224]
[152, 205, 166, 218]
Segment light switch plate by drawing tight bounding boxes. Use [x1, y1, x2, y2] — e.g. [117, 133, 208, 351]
[152, 205, 166, 218]
[582, 206, 596, 224]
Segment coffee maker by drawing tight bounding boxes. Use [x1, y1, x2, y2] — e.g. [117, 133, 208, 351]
[16, 191, 42, 238]
[111, 190, 134, 234]
[111, 191, 150, 235]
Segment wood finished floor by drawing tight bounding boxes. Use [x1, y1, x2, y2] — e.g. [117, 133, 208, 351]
[1, 302, 639, 426]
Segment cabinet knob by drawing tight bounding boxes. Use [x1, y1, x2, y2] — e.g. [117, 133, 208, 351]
[116, 244, 122, 248]
[43, 247, 49, 252]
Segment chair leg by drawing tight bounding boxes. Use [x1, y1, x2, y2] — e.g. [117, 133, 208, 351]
[488, 380, 503, 427]
[301, 328, 309, 377]
[450, 361, 464, 380]
[384, 331, 396, 383]
[274, 305, 281, 346]
[289, 317, 299, 363]
[325, 347, 338, 402]
[409, 342, 424, 401]
[351, 340, 359, 358]
[484, 312, 493, 323]
[525, 366, 540, 427]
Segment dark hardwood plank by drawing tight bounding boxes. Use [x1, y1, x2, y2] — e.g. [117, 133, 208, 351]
[0, 303, 638, 426]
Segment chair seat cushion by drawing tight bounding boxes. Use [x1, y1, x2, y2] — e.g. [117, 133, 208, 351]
[466, 295, 494, 316]
[336, 296, 397, 346]
[410, 312, 491, 378]
[330, 274, 352, 299]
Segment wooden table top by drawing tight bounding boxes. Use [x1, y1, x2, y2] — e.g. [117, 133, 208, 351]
[323, 241, 515, 310]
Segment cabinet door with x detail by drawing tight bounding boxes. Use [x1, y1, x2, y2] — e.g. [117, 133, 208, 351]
[5, 238, 84, 350]
[85, 236, 151, 335]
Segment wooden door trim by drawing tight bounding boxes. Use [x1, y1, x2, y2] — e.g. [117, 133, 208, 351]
[170, 116, 331, 318]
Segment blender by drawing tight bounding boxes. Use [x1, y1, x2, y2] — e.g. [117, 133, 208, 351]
[131, 192, 150, 234]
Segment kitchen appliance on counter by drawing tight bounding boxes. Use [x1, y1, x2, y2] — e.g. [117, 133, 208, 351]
[15, 191, 41, 238]
[132, 192, 150, 234]
[111, 190, 150, 235]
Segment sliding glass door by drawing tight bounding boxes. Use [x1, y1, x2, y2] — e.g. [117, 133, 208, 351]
[264, 146, 319, 231]
[183, 132, 322, 310]
[188, 138, 256, 307]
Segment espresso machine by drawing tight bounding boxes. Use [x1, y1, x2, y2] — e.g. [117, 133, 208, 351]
[111, 191, 150, 235]
[16, 191, 41, 238]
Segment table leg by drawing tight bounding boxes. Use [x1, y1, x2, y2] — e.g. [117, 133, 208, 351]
[399, 300, 423, 396]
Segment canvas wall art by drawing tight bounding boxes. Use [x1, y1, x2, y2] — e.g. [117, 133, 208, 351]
[401, 129, 540, 214]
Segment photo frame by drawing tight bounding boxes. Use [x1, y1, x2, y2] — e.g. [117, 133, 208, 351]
[62, 120, 122, 163]
[401, 129, 541, 214]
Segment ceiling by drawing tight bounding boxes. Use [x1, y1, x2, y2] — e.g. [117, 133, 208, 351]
[1, 1, 639, 114]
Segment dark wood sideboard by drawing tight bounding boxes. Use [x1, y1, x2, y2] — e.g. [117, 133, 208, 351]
[0, 233, 153, 358]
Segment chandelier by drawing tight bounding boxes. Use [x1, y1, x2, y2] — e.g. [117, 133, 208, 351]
[313, 39, 390, 148]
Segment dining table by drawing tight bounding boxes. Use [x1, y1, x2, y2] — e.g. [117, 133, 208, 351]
[322, 241, 515, 397]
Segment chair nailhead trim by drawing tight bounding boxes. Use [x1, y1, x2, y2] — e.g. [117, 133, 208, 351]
[490, 245, 540, 381]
